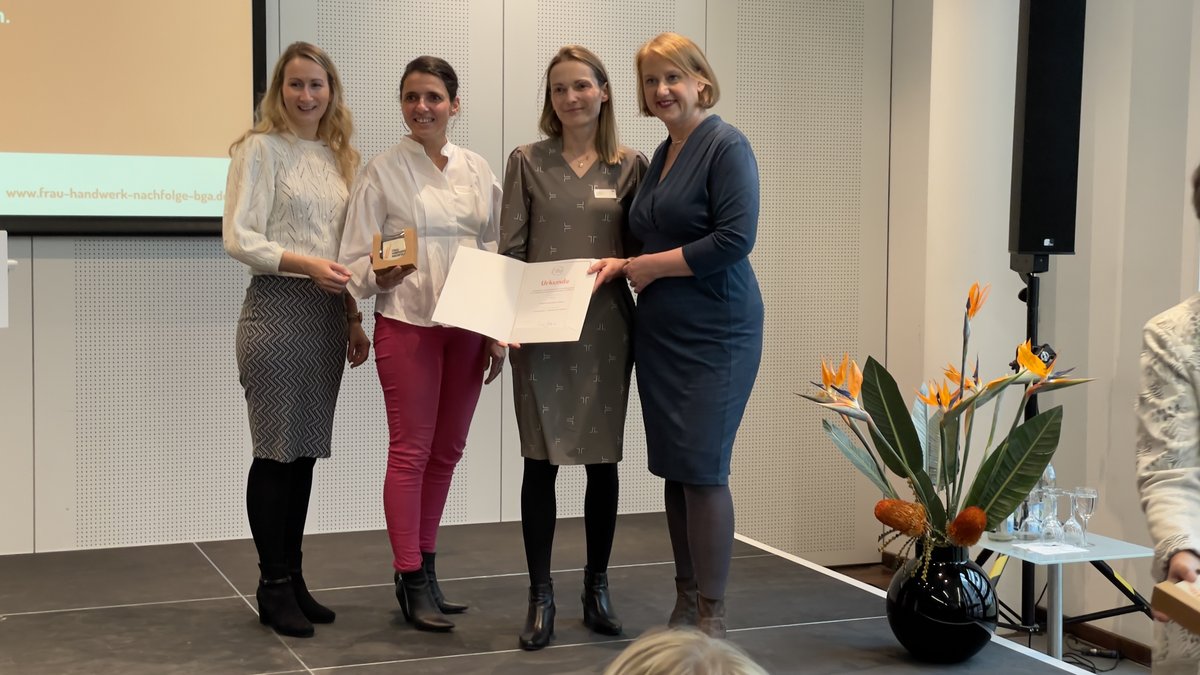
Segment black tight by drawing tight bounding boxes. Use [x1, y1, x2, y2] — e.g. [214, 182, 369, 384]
[520, 458, 619, 586]
[246, 456, 317, 579]
[664, 479, 734, 600]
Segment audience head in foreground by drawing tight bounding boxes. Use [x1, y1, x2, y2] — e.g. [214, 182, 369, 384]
[602, 628, 768, 675]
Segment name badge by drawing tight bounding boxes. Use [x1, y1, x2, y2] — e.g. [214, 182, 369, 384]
[453, 184, 473, 195]
[593, 187, 617, 199]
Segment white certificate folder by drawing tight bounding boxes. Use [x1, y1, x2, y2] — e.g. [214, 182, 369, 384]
[432, 246, 596, 344]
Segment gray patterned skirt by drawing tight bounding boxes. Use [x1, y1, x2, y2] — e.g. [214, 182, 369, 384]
[236, 275, 346, 462]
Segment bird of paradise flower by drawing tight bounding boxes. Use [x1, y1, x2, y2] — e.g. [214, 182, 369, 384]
[798, 282, 1090, 560]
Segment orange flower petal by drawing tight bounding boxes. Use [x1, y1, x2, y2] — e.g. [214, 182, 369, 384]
[1016, 340, 1051, 379]
[847, 360, 863, 400]
[821, 359, 835, 389]
[967, 282, 991, 319]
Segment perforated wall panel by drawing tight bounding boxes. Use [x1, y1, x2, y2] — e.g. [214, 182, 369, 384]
[317, 0, 473, 162]
[528, 0, 677, 159]
[67, 240, 389, 547]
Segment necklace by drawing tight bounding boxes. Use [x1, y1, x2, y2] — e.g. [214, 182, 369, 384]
[670, 137, 685, 145]
[568, 150, 594, 168]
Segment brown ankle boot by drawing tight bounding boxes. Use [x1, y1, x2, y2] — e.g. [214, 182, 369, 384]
[697, 594, 726, 639]
[668, 577, 698, 627]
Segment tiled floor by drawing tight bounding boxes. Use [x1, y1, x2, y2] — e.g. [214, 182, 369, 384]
[0, 513, 1104, 674]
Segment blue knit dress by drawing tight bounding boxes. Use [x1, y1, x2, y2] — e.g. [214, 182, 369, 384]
[628, 115, 764, 486]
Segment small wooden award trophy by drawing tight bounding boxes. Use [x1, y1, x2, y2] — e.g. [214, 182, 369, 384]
[371, 229, 418, 271]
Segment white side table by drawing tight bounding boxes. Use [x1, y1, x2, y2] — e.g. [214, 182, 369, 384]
[979, 532, 1152, 659]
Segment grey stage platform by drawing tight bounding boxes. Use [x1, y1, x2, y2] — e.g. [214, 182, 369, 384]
[0, 513, 1085, 673]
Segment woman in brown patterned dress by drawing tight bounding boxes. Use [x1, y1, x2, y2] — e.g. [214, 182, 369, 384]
[499, 45, 647, 651]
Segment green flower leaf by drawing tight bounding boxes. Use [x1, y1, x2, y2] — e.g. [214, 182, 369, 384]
[940, 414, 959, 490]
[963, 406, 1063, 528]
[822, 419, 897, 499]
[862, 357, 946, 529]
[912, 393, 944, 486]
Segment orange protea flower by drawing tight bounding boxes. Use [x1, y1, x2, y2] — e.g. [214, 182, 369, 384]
[947, 506, 987, 546]
[967, 282, 990, 319]
[874, 499, 927, 537]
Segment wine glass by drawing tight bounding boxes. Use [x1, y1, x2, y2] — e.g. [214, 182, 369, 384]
[1062, 491, 1084, 546]
[1074, 487, 1098, 546]
[1016, 487, 1044, 541]
[1041, 488, 1064, 543]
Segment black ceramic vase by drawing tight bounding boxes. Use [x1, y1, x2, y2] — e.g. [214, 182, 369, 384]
[885, 544, 998, 663]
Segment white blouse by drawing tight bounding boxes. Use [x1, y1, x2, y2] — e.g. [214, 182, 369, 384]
[222, 132, 349, 275]
[339, 136, 501, 327]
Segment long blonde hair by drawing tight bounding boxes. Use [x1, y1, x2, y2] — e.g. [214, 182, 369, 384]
[231, 42, 359, 185]
[539, 45, 620, 165]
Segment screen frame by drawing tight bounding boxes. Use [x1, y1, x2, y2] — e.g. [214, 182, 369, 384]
[1, 0, 267, 236]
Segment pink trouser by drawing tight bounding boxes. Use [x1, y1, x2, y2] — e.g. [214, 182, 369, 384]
[374, 316, 486, 572]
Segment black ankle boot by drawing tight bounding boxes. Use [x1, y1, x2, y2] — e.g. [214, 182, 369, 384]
[422, 551, 467, 614]
[518, 581, 555, 651]
[395, 570, 454, 632]
[697, 594, 727, 639]
[668, 576, 698, 627]
[289, 571, 335, 624]
[256, 567, 314, 638]
[581, 568, 622, 635]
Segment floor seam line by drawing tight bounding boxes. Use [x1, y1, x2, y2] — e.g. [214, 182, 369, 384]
[1, 594, 244, 618]
[192, 542, 315, 673]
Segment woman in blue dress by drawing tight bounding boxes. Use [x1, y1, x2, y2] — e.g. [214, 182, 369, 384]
[625, 32, 763, 640]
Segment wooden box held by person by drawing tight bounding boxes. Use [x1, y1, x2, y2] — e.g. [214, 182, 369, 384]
[1153, 580, 1200, 635]
[371, 229, 418, 271]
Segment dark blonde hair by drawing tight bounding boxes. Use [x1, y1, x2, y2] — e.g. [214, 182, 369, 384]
[539, 45, 620, 165]
[231, 42, 359, 185]
[635, 33, 721, 116]
[602, 628, 768, 675]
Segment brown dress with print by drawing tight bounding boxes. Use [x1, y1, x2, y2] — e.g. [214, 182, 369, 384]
[499, 139, 647, 465]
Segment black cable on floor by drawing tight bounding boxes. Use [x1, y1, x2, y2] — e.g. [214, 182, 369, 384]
[1063, 635, 1122, 673]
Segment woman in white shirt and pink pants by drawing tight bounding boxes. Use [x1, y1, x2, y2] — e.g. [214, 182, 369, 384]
[340, 55, 505, 633]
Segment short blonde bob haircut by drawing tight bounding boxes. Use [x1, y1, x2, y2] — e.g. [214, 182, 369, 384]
[602, 628, 768, 675]
[539, 45, 621, 165]
[635, 33, 721, 117]
[231, 41, 360, 186]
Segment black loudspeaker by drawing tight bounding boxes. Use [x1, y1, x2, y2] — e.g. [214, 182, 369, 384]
[1009, 0, 1086, 256]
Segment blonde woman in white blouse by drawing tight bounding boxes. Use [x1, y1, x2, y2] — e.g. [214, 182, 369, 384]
[1137, 165, 1200, 674]
[340, 56, 505, 633]
[223, 41, 367, 640]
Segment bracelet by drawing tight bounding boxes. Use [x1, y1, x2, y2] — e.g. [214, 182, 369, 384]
[346, 311, 363, 323]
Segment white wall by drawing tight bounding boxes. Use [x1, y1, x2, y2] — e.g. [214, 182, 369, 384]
[890, 0, 1028, 517]
[1044, 0, 1200, 648]
[893, 0, 1200, 651]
